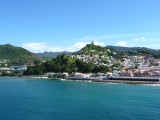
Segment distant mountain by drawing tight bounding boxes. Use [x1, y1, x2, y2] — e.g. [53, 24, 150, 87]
[0, 44, 41, 65]
[36, 51, 73, 58]
[108, 46, 160, 54]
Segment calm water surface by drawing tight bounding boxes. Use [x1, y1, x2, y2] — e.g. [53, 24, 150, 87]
[0, 77, 160, 120]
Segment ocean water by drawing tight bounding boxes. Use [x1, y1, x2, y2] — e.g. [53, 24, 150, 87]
[0, 77, 160, 120]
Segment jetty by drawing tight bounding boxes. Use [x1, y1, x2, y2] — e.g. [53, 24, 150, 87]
[92, 77, 160, 84]
[109, 76, 160, 82]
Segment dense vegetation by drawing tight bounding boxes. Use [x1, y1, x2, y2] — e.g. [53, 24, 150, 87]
[0, 44, 32, 59]
[23, 54, 111, 75]
[76, 44, 108, 55]
[0, 44, 44, 66]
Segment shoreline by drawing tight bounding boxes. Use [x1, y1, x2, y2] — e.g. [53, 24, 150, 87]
[0, 76, 160, 85]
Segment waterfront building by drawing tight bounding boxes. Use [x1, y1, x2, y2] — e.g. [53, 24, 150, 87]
[10, 65, 28, 71]
[73, 72, 91, 78]
[120, 70, 134, 77]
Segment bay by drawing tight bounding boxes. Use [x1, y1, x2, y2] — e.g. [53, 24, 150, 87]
[0, 77, 160, 120]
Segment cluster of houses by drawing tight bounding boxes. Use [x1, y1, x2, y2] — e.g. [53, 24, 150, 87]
[70, 53, 160, 77]
[71, 53, 117, 67]
[119, 55, 160, 77]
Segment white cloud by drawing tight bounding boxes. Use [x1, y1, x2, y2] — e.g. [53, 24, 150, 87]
[65, 42, 89, 52]
[22, 42, 49, 53]
[22, 41, 105, 53]
[65, 41, 105, 52]
[22, 42, 68, 53]
[71, 42, 89, 49]
[116, 41, 127, 47]
[49, 47, 64, 52]
[93, 41, 105, 46]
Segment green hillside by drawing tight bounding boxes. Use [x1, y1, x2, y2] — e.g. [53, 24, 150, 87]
[75, 44, 119, 55]
[0, 44, 32, 59]
[0, 44, 42, 66]
[74, 43, 122, 59]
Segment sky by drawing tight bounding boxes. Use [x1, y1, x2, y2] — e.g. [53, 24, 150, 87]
[0, 0, 160, 53]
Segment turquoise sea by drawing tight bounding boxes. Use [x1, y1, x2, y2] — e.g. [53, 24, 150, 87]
[0, 77, 160, 120]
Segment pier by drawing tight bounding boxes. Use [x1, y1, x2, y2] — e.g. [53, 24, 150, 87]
[92, 77, 160, 84]
[66, 76, 160, 84]
[109, 77, 160, 82]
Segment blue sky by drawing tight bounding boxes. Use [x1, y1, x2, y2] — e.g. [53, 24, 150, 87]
[0, 0, 160, 52]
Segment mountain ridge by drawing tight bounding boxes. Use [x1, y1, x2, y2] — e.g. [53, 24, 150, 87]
[108, 45, 160, 54]
[36, 45, 160, 58]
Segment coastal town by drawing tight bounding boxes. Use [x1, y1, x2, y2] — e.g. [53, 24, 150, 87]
[1, 1, 160, 120]
[0, 43, 160, 84]
[69, 43, 160, 79]
[71, 51, 160, 77]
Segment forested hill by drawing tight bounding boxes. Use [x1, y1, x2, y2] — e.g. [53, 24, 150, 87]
[0, 44, 33, 59]
[75, 43, 118, 55]
[0, 44, 42, 65]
